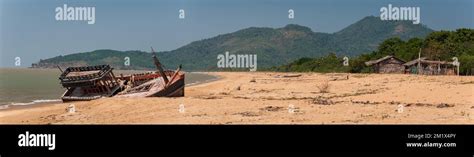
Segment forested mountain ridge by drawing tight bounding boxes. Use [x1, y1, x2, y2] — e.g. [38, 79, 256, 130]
[33, 16, 433, 71]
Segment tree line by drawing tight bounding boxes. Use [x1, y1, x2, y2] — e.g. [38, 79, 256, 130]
[271, 29, 474, 75]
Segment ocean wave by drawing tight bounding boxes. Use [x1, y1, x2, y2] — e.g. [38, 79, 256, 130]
[185, 81, 200, 87]
[10, 99, 62, 106]
[0, 105, 9, 110]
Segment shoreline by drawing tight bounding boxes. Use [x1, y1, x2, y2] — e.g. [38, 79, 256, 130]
[0, 100, 62, 112]
[0, 72, 473, 124]
[0, 72, 221, 112]
[185, 72, 222, 87]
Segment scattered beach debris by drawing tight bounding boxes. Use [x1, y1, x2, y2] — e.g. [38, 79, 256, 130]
[351, 74, 369, 78]
[287, 105, 301, 114]
[252, 89, 271, 93]
[283, 74, 302, 78]
[351, 100, 380, 105]
[396, 102, 459, 108]
[436, 103, 454, 108]
[273, 74, 302, 78]
[221, 91, 230, 95]
[232, 96, 251, 99]
[342, 119, 361, 123]
[312, 96, 334, 105]
[40, 114, 59, 122]
[233, 95, 313, 101]
[461, 81, 474, 84]
[389, 101, 402, 105]
[359, 113, 373, 118]
[196, 95, 222, 99]
[259, 106, 284, 112]
[249, 78, 256, 82]
[191, 114, 208, 117]
[234, 111, 260, 117]
[413, 103, 433, 107]
[330, 89, 381, 98]
[211, 90, 230, 95]
[329, 75, 349, 81]
[232, 85, 242, 91]
[317, 80, 330, 93]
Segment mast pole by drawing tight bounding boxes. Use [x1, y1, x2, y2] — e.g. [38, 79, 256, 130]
[151, 47, 169, 84]
[57, 65, 63, 73]
[417, 48, 421, 75]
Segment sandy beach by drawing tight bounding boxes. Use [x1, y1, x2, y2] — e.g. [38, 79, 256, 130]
[0, 72, 473, 124]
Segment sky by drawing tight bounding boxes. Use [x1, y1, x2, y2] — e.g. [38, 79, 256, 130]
[0, 0, 473, 67]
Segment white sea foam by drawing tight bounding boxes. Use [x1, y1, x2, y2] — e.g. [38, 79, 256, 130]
[185, 81, 200, 87]
[0, 105, 10, 110]
[10, 99, 62, 106]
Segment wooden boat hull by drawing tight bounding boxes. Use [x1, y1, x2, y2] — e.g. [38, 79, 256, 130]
[59, 50, 184, 101]
[61, 84, 122, 102]
[115, 71, 185, 98]
[148, 76, 185, 97]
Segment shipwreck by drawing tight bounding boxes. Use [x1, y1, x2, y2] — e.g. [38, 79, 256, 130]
[58, 48, 184, 102]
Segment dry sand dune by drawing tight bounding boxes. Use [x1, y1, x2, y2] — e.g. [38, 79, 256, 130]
[0, 72, 473, 124]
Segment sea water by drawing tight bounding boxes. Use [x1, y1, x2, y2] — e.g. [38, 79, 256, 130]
[0, 68, 216, 108]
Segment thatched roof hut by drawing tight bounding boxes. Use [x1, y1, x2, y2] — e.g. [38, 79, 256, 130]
[365, 55, 406, 73]
[403, 58, 456, 75]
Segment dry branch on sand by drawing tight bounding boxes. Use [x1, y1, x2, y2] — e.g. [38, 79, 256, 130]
[317, 80, 330, 93]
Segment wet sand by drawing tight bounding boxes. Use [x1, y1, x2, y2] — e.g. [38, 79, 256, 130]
[0, 72, 473, 124]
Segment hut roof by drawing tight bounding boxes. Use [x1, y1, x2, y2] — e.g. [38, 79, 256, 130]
[403, 57, 427, 66]
[365, 55, 406, 66]
[403, 58, 454, 66]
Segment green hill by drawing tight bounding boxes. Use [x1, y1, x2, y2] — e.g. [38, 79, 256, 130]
[33, 16, 433, 71]
[333, 16, 433, 54]
[33, 50, 156, 70]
